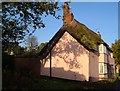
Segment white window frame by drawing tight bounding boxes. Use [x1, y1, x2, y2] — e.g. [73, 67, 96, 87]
[99, 63, 108, 74]
[99, 63, 104, 74]
[104, 46, 107, 54]
[110, 53, 113, 58]
[99, 44, 108, 54]
[99, 44, 103, 53]
[104, 64, 107, 74]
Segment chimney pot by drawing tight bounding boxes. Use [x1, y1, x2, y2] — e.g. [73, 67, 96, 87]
[98, 31, 101, 38]
[63, 2, 74, 25]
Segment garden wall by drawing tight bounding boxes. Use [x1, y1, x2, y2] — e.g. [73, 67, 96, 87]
[14, 58, 41, 76]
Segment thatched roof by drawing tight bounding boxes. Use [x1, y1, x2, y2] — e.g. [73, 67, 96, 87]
[38, 19, 112, 59]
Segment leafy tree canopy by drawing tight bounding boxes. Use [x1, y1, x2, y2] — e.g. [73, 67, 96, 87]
[112, 39, 120, 65]
[3, 43, 25, 56]
[2, 2, 60, 51]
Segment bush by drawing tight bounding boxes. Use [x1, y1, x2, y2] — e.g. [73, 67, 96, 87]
[2, 52, 15, 70]
[15, 51, 38, 58]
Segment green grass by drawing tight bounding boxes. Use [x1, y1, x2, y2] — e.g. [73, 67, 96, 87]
[2, 70, 117, 90]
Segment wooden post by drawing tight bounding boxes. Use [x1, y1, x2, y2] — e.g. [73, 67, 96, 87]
[50, 50, 52, 77]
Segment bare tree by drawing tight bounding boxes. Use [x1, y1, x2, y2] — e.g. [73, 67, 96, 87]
[25, 35, 38, 52]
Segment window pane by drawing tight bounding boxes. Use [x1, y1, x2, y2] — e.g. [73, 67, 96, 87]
[104, 64, 107, 74]
[99, 45, 102, 53]
[99, 63, 108, 74]
[99, 63, 104, 74]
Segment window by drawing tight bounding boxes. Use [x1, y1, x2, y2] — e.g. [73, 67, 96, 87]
[99, 46, 102, 53]
[99, 44, 108, 54]
[99, 44, 103, 53]
[99, 63, 108, 74]
[104, 64, 107, 74]
[99, 63, 104, 74]
[110, 65, 114, 74]
[110, 53, 113, 58]
[104, 46, 107, 54]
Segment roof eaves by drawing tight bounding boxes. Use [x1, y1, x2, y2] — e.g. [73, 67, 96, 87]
[39, 27, 66, 59]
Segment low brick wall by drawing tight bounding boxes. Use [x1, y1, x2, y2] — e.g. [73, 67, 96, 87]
[14, 57, 41, 76]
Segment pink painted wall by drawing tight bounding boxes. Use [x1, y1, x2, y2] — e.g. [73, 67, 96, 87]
[41, 32, 90, 81]
[51, 32, 90, 81]
[108, 55, 114, 65]
[99, 52, 115, 79]
[99, 54, 107, 63]
[89, 52, 99, 81]
[40, 54, 50, 76]
[99, 51, 114, 65]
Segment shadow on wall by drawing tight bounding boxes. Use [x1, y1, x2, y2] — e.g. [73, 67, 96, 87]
[52, 38, 89, 69]
[41, 67, 86, 81]
[41, 54, 50, 66]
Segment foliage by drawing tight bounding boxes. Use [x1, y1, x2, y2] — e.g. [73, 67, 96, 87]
[17, 51, 38, 58]
[80, 34, 97, 50]
[2, 2, 60, 51]
[2, 52, 15, 70]
[38, 42, 48, 52]
[4, 44, 25, 56]
[107, 78, 117, 83]
[112, 39, 120, 65]
[25, 35, 38, 52]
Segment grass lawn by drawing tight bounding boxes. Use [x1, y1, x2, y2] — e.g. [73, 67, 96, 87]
[2, 70, 117, 90]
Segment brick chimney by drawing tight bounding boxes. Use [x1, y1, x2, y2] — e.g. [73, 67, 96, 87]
[63, 2, 74, 25]
[97, 31, 101, 38]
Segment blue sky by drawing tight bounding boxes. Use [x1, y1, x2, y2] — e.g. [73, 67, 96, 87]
[32, 2, 118, 47]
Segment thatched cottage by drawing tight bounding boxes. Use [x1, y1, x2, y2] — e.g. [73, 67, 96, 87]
[39, 2, 115, 81]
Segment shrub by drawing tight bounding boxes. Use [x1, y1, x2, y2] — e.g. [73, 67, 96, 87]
[2, 52, 15, 70]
